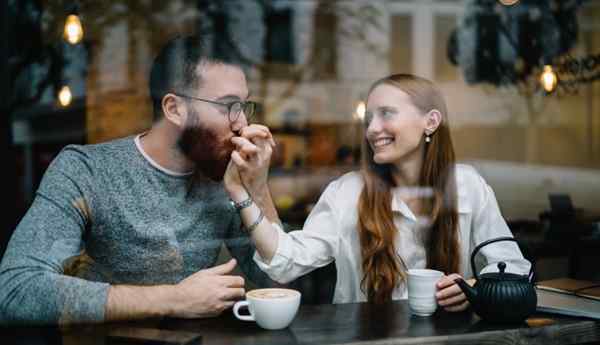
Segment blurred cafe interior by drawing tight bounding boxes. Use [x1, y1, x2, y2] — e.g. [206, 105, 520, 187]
[2, 0, 600, 304]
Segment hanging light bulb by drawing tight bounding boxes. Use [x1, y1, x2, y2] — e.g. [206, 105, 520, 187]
[58, 85, 72, 107]
[354, 101, 366, 121]
[498, 0, 520, 5]
[540, 65, 558, 93]
[64, 13, 84, 44]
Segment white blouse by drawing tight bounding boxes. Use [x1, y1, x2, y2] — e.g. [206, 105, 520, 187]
[254, 164, 531, 303]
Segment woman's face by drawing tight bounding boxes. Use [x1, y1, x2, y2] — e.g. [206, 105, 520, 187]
[365, 84, 428, 165]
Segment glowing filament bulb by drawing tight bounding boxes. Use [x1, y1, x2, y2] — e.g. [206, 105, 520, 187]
[354, 101, 366, 121]
[540, 65, 558, 93]
[58, 86, 72, 107]
[64, 14, 84, 44]
[499, 0, 520, 5]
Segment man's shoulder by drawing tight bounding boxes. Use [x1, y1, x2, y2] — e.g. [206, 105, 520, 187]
[50, 136, 137, 175]
[59, 136, 135, 163]
[78, 135, 135, 155]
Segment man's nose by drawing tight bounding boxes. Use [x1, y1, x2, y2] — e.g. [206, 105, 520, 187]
[230, 111, 248, 132]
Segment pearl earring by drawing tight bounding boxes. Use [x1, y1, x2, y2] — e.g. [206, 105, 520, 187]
[425, 134, 431, 143]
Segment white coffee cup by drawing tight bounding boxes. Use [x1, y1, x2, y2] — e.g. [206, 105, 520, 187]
[233, 288, 301, 330]
[407, 269, 444, 316]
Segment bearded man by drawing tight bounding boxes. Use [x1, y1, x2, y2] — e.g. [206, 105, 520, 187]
[0, 34, 279, 325]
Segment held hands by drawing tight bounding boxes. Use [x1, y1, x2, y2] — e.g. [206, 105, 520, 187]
[435, 274, 475, 312]
[225, 124, 280, 261]
[169, 259, 245, 319]
[224, 124, 276, 200]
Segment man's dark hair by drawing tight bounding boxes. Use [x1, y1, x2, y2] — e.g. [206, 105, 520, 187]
[149, 34, 235, 121]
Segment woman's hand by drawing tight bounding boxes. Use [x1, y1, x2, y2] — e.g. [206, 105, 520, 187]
[435, 273, 475, 312]
[232, 125, 275, 197]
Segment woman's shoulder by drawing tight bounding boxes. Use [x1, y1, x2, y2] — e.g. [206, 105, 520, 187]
[455, 164, 491, 212]
[455, 163, 487, 187]
[334, 170, 364, 186]
[321, 170, 364, 202]
[332, 170, 365, 190]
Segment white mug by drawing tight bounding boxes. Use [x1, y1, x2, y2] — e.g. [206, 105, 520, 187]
[233, 288, 301, 330]
[407, 269, 444, 316]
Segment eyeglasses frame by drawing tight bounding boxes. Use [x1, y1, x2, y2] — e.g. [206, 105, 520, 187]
[171, 92, 256, 125]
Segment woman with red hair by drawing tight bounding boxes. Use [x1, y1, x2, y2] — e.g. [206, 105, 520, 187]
[225, 74, 530, 310]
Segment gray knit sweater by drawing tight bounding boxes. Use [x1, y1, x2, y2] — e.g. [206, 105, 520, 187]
[0, 135, 270, 325]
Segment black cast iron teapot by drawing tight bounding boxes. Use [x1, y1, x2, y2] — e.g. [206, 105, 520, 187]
[454, 237, 537, 323]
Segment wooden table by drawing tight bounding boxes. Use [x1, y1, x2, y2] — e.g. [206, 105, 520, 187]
[1, 301, 599, 345]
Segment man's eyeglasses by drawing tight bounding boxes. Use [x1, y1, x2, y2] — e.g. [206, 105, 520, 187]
[172, 92, 256, 124]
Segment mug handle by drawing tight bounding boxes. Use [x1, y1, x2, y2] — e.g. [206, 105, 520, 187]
[233, 301, 255, 321]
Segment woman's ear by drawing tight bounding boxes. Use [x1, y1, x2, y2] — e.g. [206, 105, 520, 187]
[162, 93, 186, 128]
[425, 109, 442, 135]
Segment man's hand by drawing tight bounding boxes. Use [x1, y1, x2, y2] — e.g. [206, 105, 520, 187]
[224, 158, 247, 201]
[435, 273, 474, 312]
[168, 259, 245, 319]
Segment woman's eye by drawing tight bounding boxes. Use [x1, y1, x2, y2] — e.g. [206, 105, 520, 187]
[381, 109, 395, 118]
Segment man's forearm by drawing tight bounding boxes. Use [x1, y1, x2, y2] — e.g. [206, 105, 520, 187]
[105, 284, 174, 321]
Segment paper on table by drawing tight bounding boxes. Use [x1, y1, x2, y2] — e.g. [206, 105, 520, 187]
[536, 278, 600, 301]
[536, 288, 600, 320]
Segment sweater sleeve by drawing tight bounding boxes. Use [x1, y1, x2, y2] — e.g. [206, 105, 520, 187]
[0, 147, 109, 325]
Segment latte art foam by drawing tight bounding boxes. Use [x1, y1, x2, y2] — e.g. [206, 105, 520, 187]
[247, 289, 297, 299]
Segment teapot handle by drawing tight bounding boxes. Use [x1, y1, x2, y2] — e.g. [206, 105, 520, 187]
[470, 236, 534, 282]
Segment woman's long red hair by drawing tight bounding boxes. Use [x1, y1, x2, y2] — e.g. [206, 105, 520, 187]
[358, 74, 460, 303]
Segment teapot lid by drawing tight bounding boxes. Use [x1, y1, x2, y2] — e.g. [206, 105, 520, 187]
[479, 262, 528, 281]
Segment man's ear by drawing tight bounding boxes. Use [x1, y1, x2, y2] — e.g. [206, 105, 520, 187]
[162, 93, 186, 128]
[425, 109, 442, 135]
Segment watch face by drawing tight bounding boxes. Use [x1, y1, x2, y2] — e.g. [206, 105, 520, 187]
[232, 196, 253, 211]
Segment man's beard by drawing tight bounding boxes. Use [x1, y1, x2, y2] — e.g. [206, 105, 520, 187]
[177, 109, 235, 183]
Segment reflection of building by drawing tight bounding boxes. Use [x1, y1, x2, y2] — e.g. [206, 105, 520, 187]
[8, 0, 600, 221]
[206, 1, 476, 164]
[12, 100, 86, 204]
[221, 0, 600, 219]
[10, 22, 88, 204]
